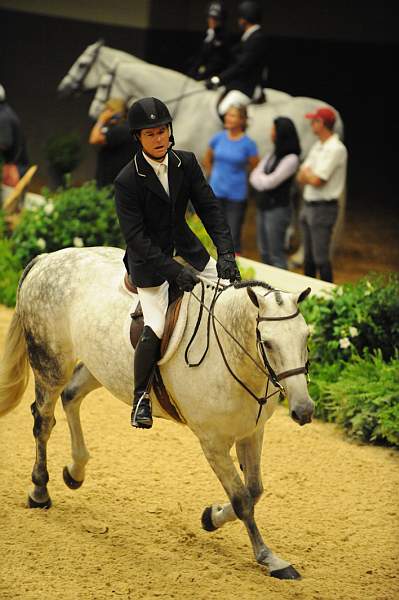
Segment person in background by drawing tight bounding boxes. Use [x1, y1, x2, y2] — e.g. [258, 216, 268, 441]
[203, 104, 258, 254]
[249, 117, 301, 269]
[205, 1, 267, 116]
[0, 83, 29, 186]
[297, 107, 347, 283]
[186, 2, 231, 82]
[89, 98, 133, 188]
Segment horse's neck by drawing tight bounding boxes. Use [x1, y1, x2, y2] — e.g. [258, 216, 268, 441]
[211, 287, 261, 380]
[101, 46, 139, 68]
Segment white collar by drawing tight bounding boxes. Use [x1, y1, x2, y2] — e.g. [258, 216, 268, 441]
[142, 151, 169, 172]
[241, 24, 261, 42]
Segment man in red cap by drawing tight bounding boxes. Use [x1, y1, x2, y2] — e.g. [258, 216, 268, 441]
[297, 107, 347, 282]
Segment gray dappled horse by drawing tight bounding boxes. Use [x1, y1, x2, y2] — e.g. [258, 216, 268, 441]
[0, 247, 314, 579]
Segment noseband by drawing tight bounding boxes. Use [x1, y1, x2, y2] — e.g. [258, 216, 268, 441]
[256, 310, 309, 390]
[186, 281, 310, 424]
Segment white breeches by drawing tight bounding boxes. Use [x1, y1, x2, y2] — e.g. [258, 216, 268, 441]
[218, 90, 252, 115]
[136, 257, 221, 339]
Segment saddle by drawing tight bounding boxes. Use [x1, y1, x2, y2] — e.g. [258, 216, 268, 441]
[124, 273, 184, 423]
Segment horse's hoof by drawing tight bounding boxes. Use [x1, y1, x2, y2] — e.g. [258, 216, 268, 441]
[201, 506, 217, 532]
[63, 466, 83, 490]
[270, 565, 301, 580]
[27, 495, 52, 509]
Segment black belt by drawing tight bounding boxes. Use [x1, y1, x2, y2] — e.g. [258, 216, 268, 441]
[306, 199, 338, 207]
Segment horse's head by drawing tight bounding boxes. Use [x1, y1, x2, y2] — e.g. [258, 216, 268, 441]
[57, 39, 105, 98]
[247, 284, 314, 426]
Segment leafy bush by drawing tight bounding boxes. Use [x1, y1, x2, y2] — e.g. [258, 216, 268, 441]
[11, 182, 125, 266]
[44, 132, 83, 174]
[309, 352, 399, 446]
[302, 273, 399, 364]
[0, 238, 23, 306]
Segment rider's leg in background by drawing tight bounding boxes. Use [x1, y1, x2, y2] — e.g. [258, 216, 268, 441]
[131, 282, 168, 429]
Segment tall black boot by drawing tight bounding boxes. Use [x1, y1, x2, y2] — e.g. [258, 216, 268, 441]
[131, 326, 161, 429]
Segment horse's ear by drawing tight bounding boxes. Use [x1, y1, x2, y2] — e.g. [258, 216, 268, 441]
[247, 287, 259, 308]
[297, 287, 311, 303]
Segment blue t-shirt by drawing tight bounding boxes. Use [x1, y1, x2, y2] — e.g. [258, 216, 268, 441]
[209, 131, 258, 202]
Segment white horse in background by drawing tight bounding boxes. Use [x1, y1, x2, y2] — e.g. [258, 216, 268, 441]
[0, 246, 314, 580]
[57, 39, 144, 97]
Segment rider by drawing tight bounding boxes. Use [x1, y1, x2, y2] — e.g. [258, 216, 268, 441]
[114, 96, 240, 430]
[205, 1, 268, 116]
[186, 2, 231, 82]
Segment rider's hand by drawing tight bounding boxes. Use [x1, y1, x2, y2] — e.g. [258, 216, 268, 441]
[216, 253, 241, 283]
[205, 76, 221, 90]
[175, 267, 200, 292]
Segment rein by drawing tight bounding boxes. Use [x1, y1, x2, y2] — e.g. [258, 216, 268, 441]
[186, 280, 309, 423]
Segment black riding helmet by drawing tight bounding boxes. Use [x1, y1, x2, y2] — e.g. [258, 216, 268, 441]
[128, 96, 175, 150]
[237, 1, 262, 24]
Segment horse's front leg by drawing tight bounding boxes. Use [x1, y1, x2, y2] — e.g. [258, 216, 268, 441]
[200, 433, 301, 579]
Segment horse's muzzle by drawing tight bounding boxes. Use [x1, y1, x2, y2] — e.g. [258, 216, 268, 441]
[290, 402, 314, 426]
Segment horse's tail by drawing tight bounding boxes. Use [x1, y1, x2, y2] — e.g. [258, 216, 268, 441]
[0, 255, 46, 417]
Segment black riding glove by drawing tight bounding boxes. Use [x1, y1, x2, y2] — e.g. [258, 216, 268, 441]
[175, 267, 200, 292]
[205, 76, 221, 90]
[216, 253, 241, 282]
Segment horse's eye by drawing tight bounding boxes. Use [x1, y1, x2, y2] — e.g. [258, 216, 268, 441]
[262, 340, 272, 350]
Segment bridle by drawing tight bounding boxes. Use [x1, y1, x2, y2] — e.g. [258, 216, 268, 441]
[186, 280, 309, 423]
[66, 43, 103, 94]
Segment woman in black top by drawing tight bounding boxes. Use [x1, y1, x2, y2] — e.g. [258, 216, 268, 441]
[249, 117, 301, 269]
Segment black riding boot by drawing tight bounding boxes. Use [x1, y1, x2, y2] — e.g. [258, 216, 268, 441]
[131, 326, 161, 429]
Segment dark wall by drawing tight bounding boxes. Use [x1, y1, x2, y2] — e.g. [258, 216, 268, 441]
[0, 9, 147, 187]
[0, 6, 395, 206]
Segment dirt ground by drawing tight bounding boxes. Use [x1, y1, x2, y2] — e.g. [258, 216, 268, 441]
[0, 304, 398, 600]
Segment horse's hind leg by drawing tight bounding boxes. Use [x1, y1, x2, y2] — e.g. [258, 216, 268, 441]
[199, 433, 300, 579]
[29, 380, 63, 508]
[61, 363, 101, 489]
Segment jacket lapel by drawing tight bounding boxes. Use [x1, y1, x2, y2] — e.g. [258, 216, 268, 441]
[134, 151, 170, 204]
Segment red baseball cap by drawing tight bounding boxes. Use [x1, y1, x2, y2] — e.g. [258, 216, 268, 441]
[305, 107, 336, 128]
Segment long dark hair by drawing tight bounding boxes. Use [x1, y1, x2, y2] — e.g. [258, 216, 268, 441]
[274, 117, 301, 159]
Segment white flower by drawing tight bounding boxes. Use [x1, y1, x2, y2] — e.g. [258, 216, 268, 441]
[43, 202, 54, 215]
[349, 327, 359, 337]
[73, 237, 84, 248]
[336, 286, 344, 296]
[339, 337, 351, 349]
[36, 238, 46, 250]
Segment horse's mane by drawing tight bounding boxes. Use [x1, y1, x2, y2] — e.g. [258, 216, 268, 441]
[233, 280, 275, 292]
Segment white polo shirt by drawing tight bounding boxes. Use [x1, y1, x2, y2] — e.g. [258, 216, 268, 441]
[303, 133, 347, 201]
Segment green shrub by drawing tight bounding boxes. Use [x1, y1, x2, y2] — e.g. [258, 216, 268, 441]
[309, 352, 399, 446]
[0, 238, 23, 306]
[44, 132, 83, 174]
[302, 273, 399, 364]
[11, 182, 125, 266]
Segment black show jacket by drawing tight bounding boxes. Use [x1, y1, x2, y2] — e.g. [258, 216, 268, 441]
[114, 149, 234, 288]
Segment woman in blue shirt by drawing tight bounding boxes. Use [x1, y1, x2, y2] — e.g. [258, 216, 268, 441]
[203, 105, 258, 254]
